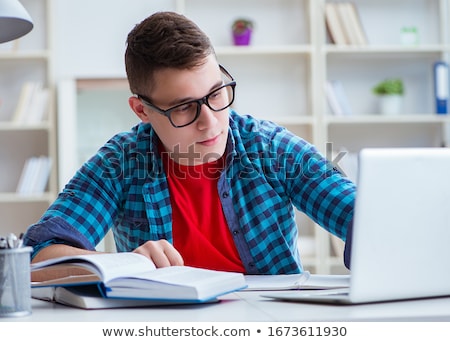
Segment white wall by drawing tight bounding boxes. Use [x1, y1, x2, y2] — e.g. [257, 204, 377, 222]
[52, 0, 177, 79]
[52, 0, 175, 186]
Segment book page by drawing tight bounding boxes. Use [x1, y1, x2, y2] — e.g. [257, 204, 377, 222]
[31, 252, 157, 283]
[243, 272, 310, 290]
[81, 253, 157, 281]
[243, 272, 350, 291]
[105, 266, 246, 301]
[31, 265, 101, 286]
[305, 274, 350, 289]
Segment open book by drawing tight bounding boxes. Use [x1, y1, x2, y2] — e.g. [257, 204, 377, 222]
[31, 253, 246, 303]
[243, 271, 350, 291]
[32, 285, 218, 309]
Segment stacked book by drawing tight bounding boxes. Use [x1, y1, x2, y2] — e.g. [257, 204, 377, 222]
[325, 80, 353, 116]
[16, 156, 52, 195]
[31, 252, 247, 308]
[12, 81, 50, 124]
[324, 2, 368, 45]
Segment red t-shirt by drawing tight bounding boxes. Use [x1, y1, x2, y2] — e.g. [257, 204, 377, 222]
[162, 152, 245, 273]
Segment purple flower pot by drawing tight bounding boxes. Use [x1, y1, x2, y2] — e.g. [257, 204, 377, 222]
[233, 28, 252, 46]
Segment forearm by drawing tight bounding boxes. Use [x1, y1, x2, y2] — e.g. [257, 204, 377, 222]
[31, 244, 104, 282]
[32, 244, 100, 263]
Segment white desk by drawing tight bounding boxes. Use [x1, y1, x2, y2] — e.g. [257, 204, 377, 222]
[3, 291, 450, 322]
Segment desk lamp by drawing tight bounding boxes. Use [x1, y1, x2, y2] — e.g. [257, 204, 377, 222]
[0, 0, 33, 43]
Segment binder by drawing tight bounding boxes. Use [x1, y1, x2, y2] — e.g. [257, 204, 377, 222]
[434, 61, 449, 114]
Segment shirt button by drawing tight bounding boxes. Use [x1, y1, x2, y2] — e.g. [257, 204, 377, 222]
[232, 230, 239, 235]
[222, 191, 229, 198]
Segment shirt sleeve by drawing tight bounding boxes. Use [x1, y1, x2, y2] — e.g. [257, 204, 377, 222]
[277, 131, 356, 241]
[23, 216, 96, 259]
[23, 136, 128, 259]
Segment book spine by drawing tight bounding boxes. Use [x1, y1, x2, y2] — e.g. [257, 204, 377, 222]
[16, 157, 38, 194]
[434, 61, 449, 115]
[12, 82, 36, 123]
[16, 158, 33, 194]
[26, 88, 50, 124]
[324, 3, 348, 45]
[346, 2, 368, 45]
[325, 81, 344, 116]
[336, 3, 356, 45]
[16, 156, 52, 194]
[11, 81, 49, 124]
[32, 156, 52, 193]
[331, 80, 353, 116]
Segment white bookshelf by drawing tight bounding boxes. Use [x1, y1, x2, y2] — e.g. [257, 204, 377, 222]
[318, 0, 450, 273]
[0, 0, 57, 237]
[54, 0, 450, 273]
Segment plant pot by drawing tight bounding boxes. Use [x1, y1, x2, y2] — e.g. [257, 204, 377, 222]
[232, 28, 252, 46]
[378, 94, 403, 115]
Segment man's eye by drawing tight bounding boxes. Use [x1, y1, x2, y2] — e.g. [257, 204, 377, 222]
[173, 102, 195, 113]
[209, 89, 222, 100]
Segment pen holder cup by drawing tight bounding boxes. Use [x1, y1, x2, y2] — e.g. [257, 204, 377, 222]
[0, 247, 33, 317]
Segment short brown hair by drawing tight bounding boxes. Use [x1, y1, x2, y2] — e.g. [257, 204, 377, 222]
[125, 11, 215, 96]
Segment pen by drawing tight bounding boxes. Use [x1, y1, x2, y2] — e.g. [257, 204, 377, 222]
[0, 233, 23, 249]
[0, 253, 4, 303]
[0, 237, 6, 249]
[6, 233, 17, 249]
[0, 239, 7, 305]
[17, 233, 24, 248]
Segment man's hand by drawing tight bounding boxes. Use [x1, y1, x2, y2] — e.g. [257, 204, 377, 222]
[133, 239, 184, 267]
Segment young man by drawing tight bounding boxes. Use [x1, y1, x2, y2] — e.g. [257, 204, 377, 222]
[24, 12, 355, 279]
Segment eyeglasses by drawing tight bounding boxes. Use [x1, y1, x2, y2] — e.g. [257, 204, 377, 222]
[137, 65, 236, 128]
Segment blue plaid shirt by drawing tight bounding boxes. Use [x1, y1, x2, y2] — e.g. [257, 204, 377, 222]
[24, 110, 355, 274]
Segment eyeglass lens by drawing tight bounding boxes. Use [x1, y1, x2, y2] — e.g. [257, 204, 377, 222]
[168, 83, 235, 127]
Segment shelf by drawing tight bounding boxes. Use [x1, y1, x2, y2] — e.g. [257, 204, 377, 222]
[0, 51, 50, 60]
[216, 45, 313, 56]
[0, 122, 52, 130]
[0, 0, 57, 237]
[325, 114, 450, 125]
[324, 45, 450, 54]
[0, 192, 55, 203]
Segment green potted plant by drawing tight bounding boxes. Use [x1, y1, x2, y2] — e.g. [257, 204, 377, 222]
[372, 78, 404, 115]
[372, 78, 404, 96]
[231, 18, 254, 46]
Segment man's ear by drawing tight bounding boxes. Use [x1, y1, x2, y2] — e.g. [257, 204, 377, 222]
[129, 96, 151, 123]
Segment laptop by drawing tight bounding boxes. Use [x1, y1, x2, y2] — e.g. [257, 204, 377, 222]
[263, 147, 450, 304]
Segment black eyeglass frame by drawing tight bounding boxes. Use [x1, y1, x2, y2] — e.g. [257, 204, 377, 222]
[136, 65, 236, 128]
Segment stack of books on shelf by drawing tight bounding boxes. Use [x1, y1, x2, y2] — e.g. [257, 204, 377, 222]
[16, 155, 52, 195]
[324, 2, 368, 45]
[11, 81, 50, 124]
[325, 80, 353, 116]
